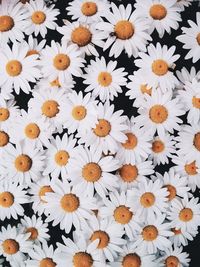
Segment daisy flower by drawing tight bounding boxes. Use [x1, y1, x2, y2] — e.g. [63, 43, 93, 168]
[134, 0, 181, 38]
[81, 216, 126, 262]
[149, 133, 176, 165]
[134, 89, 184, 138]
[168, 197, 200, 232]
[176, 12, 200, 63]
[178, 79, 200, 124]
[83, 57, 128, 102]
[0, 0, 27, 45]
[176, 67, 200, 88]
[96, 3, 152, 58]
[68, 146, 119, 198]
[10, 109, 53, 148]
[22, 35, 46, 58]
[99, 190, 141, 240]
[0, 225, 31, 264]
[135, 43, 180, 92]
[43, 178, 97, 233]
[110, 243, 157, 267]
[28, 88, 68, 132]
[169, 227, 198, 247]
[0, 141, 45, 186]
[0, 181, 29, 220]
[127, 178, 169, 221]
[172, 155, 200, 192]
[79, 102, 128, 154]
[40, 41, 85, 86]
[43, 133, 77, 179]
[66, 0, 110, 24]
[132, 214, 173, 254]
[26, 242, 57, 267]
[176, 0, 193, 11]
[0, 43, 41, 95]
[19, 215, 50, 244]
[157, 246, 190, 267]
[57, 21, 107, 57]
[24, 0, 59, 38]
[61, 91, 98, 134]
[175, 124, 200, 165]
[116, 117, 151, 165]
[117, 160, 154, 190]
[55, 232, 104, 267]
[29, 176, 54, 216]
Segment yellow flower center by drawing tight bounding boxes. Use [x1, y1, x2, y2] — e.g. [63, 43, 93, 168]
[140, 84, 152, 95]
[119, 164, 138, 183]
[0, 192, 14, 207]
[142, 225, 158, 241]
[60, 193, 80, 212]
[39, 186, 54, 203]
[81, 2, 98, 16]
[0, 131, 9, 147]
[115, 20, 134, 40]
[149, 4, 167, 20]
[98, 72, 112, 87]
[31, 11, 46, 25]
[171, 228, 182, 235]
[179, 208, 193, 222]
[25, 123, 40, 139]
[50, 78, 61, 87]
[2, 239, 19, 255]
[71, 26, 92, 47]
[164, 185, 177, 201]
[192, 96, 200, 108]
[15, 154, 32, 172]
[194, 132, 200, 151]
[122, 253, 142, 267]
[26, 49, 39, 57]
[184, 161, 198, 175]
[6, 60, 22, 77]
[26, 227, 38, 241]
[152, 59, 168, 76]
[72, 105, 87, 120]
[54, 150, 69, 166]
[196, 33, 200, 45]
[0, 15, 14, 32]
[90, 230, 110, 249]
[82, 163, 102, 182]
[93, 119, 111, 137]
[140, 192, 155, 208]
[73, 252, 93, 267]
[39, 258, 56, 267]
[42, 100, 59, 118]
[149, 105, 168, 123]
[53, 54, 70, 70]
[165, 256, 179, 267]
[122, 133, 138, 150]
[114, 205, 133, 224]
[0, 108, 10, 121]
[152, 140, 165, 153]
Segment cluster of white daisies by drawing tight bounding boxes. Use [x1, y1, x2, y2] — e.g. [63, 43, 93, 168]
[0, 0, 200, 266]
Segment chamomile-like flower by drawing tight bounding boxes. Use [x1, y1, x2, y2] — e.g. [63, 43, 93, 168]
[134, 0, 181, 38]
[135, 89, 184, 138]
[0, 43, 41, 94]
[127, 178, 168, 221]
[40, 41, 85, 86]
[96, 3, 152, 58]
[83, 57, 127, 102]
[149, 134, 176, 165]
[79, 102, 128, 154]
[68, 146, 119, 198]
[0, 181, 29, 220]
[0, 141, 45, 186]
[168, 197, 200, 232]
[99, 190, 140, 240]
[43, 133, 77, 179]
[135, 43, 180, 92]
[176, 67, 200, 88]
[37, 76, 75, 93]
[177, 12, 200, 63]
[24, 0, 59, 38]
[176, 0, 192, 11]
[43, 178, 97, 233]
[66, 0, 110, 24]
[169, 226, 198, 247]
[23, 35, 46, 58]
[19, 215, 50, 244]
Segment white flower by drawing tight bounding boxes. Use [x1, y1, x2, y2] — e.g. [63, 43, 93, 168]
[169, 227, 198, 247]
[22, 35, 46, 58]
[175, 0, 192, 11]
[176, 67, 200, 88]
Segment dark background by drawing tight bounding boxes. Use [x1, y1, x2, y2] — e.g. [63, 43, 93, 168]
[1, 0, 200, 266]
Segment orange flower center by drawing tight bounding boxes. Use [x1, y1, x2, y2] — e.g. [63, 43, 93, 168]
[122, 253, 142, 267]
[0, 108, 10, 121]
[171, 228, 182, 235]
[53, 54, 70, 70]
[140, 192, 155, 208]
[115, 20, 134, 40]
[194, 132, 200, 151]
[0, 15, 14, 32]
[149, 104, 168, 123]
[39, 186, 54, 203]
[164, 184, 177, 201]
[15, 154, 32, 172]
[114, 205, 133, 224]
[98, 72, 112, 87]
[42, 100, 59, 118]
[72, 105, 87, 120]
[0, 131, 9, 147]
[140, 84, 152, 95]
[50, 78, 61, 87]
[2, 239, 19, 255]
[184, 161, 198, 175]
[93, 119, 111, 137]
[196, 33, 200, 45]
[90, 230, 110, 249]
[119, 164, 138, 183]
[142, 225, 158, 241]
[73, 252, 93, 267]
[6, 60, 22, 77]
[81, 2, 98, 16]
[150, 4, 167, 20]
[26, 227, 38, 241]
[60, 193, 80, 212]
[152, 59, 168, 76]
[0, 192, 14, 207]
[31, 11, 46, 25]
[122, 133, 138, 150]
[165, 256, 179, 267]
[82, 163, 102, 182]
[54, 150, 69, 166]
[192, 96, 200, 108]
[26, 49, 39, 57]
[39, 258, 56, 267]
[179, 208, 193, 222]
[152, 140, 165, 153]
[25, 123, 40, 139]
[71, 26, 92, 47]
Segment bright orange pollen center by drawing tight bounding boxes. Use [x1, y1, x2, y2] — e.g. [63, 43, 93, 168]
[122, 253, 142, 267]
[149, 104, 168, 123]
[114, 205, 133, 224]
[115, 20, 134, 40]
[39, 258, 56, 267]
[26, 227, 38, 240]
[194, 132, 200, 151]
[171, 228, 182, 235]
[0, 131, 9, 147]
[0, 108, 10, 121]
[93, 119, 111, 137]
[39, 186, 54, 203]
[152, 140, 165, 153]
[53, 53, 70, 70]
[73, 252, 93, 267]
[6, 60, 22, 77]
[71, 26, 92, 47]
[50, 78, 61, 87]
[82, 162, 102, 182]
[81, 2, 98, 16]
[26, 49, 39, 57]
[72, 105, 87, 120]
[142, 225, 158, 241]
[165, 256, 179, 267]
[152, 59, 168, 76]
[140, 192, 155, 208]
[54, 150, 69, 166]
[60, 193, 80, 212]
[119, 164, 138, 183]
[185, 161, 198, 175]
[140, 84, 152, 95]
[192, 96, 200, 108]
[42, 100, 59, 118]
[25, 123, 40, 139]
[179, 208, 193, 222]
[164, 184, 177, 201]
[98, 72, 112, 87]
[150, 4, 167, 20]
[122, 133, 138, 150]
[196, 33, 200, 45]
[15, 154, 32, 172]
[0, 15, 14, 32]
[31, 11, 46, 24]
[2, 239, 19, 254]
[90, 230, 110, 249]
[0, 192, 14, 207]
